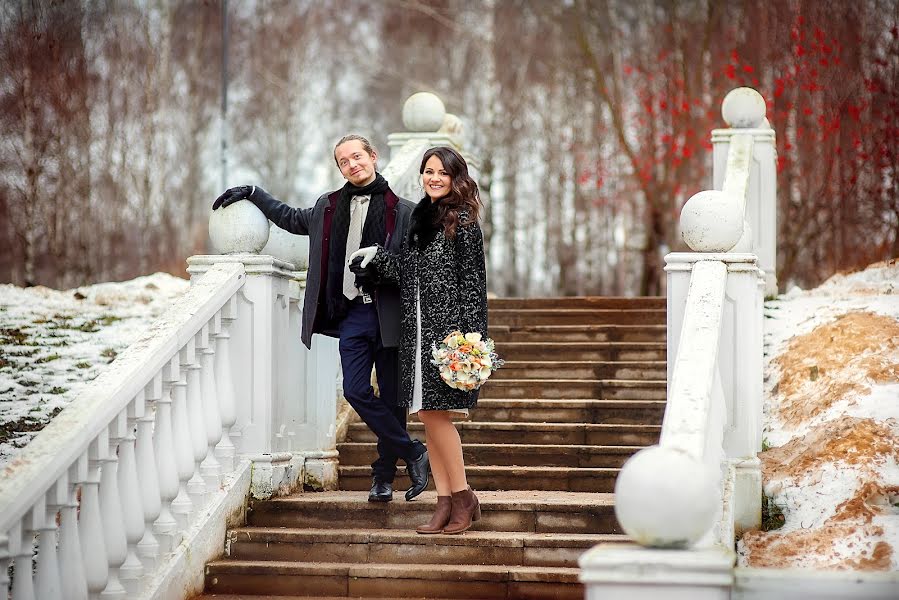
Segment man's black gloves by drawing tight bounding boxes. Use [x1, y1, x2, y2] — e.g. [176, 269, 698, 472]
[349, 255, 379, 292]
[212, 185, 256, 210]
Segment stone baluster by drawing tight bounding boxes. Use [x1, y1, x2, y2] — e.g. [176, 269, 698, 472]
[81, 438, 109, 597]
[171, 345, 196, 528]
[186, 334, 211, 506]
[136, 377, 162, 569]
[0, 534, 10, 599]
[118, 396, 146, 595]
[10, 519, 35, 600]
[35, 491, 62, 599]
[153, 359, 182, 554]
[99, 415, 128, 599]
[59, 459, 89, 600]
[199, 320, 223, 490]
[215, 299, 238, 472]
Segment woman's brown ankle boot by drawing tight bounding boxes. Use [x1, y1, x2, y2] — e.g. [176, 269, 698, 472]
[443, 487, 481, 535]
[416, 496, 452, 534]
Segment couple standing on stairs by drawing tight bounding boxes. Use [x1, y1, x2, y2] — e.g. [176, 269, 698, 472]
[212, 135, 487, 535]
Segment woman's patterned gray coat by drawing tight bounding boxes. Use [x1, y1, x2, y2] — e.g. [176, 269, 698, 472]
[371, 202, 488, 411]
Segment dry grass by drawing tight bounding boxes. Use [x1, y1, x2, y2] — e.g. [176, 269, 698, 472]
[741, 524, 893, 571]
[774, 312, 899, 427]
[761, 416, 899, 482]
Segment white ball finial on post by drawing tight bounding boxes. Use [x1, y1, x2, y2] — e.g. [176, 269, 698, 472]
[614, 446, 719, 548]
[208, 202, 270, 254]
[680, 190, 745, 252]
[261, 224, 309, 270]
[721, 87, 766, 128]
[402, 92, 447, 132]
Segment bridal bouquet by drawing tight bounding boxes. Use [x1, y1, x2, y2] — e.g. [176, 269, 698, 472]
[431, 330, 504, 391]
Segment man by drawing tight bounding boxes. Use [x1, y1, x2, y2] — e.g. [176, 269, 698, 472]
[212, 134, 429, 502]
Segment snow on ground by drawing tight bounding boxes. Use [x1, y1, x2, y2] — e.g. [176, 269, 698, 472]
[0, 274, 189, 467]
[738, 258, 899, 571]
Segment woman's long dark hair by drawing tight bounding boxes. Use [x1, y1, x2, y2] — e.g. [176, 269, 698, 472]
[420, 146, 481, 239]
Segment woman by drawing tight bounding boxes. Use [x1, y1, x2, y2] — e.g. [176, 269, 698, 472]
[351, 146, 487, 535]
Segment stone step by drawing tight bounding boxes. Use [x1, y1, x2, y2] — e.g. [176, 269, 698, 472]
[227, 527, 625, 568]
[489, 296, 665, 310]
[339, 465, 620, 493]
[247, 491, 620, 535]
[470, 399, 666, 424]
[490, 324, 666, 343]
[192, 596, 410, 600]
[479, 379, 666, 400]
[338, 442, 641, 468]
[489, 308, 665, 327]
[496, 341, 665, 361]
[493, 360, 667, 380]
[345, 422, 661, 446]
[192, 597, 413, 600]
[204, 560, 583, 599]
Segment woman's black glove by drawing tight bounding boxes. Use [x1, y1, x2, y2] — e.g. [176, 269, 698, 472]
[213, 185, 257, 210]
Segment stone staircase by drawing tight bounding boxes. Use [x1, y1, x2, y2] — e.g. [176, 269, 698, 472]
[196, 296, 665, 599]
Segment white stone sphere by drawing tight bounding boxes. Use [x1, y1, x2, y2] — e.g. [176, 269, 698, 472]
[208, 201, 270, 254]
[614, 446, 719, 548]
[680, 190, 745, 252]
[722, 87, 766, 128]
[402, 92, 446, 132]
[261, 223, 309, 270]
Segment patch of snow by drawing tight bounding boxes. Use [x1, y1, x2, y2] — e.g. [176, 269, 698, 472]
[0, 273, 189, 467]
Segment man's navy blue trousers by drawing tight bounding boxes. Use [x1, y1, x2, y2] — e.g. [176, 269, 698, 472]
[338, 301, 425, 483]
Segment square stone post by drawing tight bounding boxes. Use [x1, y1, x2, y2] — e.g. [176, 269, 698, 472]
[712, 126, 777, 296]
[187, 255, 339, 498]
[580, 544, 734, 600]
[665, 253, 763, 535]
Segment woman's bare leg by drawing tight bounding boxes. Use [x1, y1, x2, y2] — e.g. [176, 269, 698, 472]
[419, 410, 468, 492]
[420, 412, 452, 496]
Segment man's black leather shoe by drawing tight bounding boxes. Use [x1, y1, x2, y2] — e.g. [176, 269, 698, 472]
[405, 450, 430, 501]
[369, 479, 393, 502]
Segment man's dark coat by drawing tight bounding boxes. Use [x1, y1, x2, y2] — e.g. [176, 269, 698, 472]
[252, 188, 415, 349]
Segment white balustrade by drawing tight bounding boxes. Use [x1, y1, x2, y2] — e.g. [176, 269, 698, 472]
[60, 459, 88, 600]
[0, 263, 246, 599]
[136, 378, 162, 570]
[10, 520, 35, 600]
[581, 87, 772, 600]
[99, 418, 128, 600]
[0, 534, 10, 599]
[214, 301, 238, 473]
[170, 348, 196, 529]
[83, 439, 109, 595]
[199, 322, 223, 490]
[186, 334, 210, 506]
[155, 357, 183, 551]
[119, 397, 146, 594]
[34, 493, 62, 600]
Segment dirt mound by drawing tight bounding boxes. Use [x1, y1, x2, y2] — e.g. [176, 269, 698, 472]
[774, 312, 899, 427]
[761, 416, 899, 482]
[741, 524, 892, 570]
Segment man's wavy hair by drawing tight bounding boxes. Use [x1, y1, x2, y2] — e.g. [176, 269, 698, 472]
[420, 146, 481, 239]
[333, 134, 377, 166]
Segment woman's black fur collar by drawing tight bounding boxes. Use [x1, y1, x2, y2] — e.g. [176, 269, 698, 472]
[409, 198, 442, 250]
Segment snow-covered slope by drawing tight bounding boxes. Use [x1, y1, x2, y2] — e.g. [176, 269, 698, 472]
[0, 273, 189, 466]
[739, 259, 899, 570]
